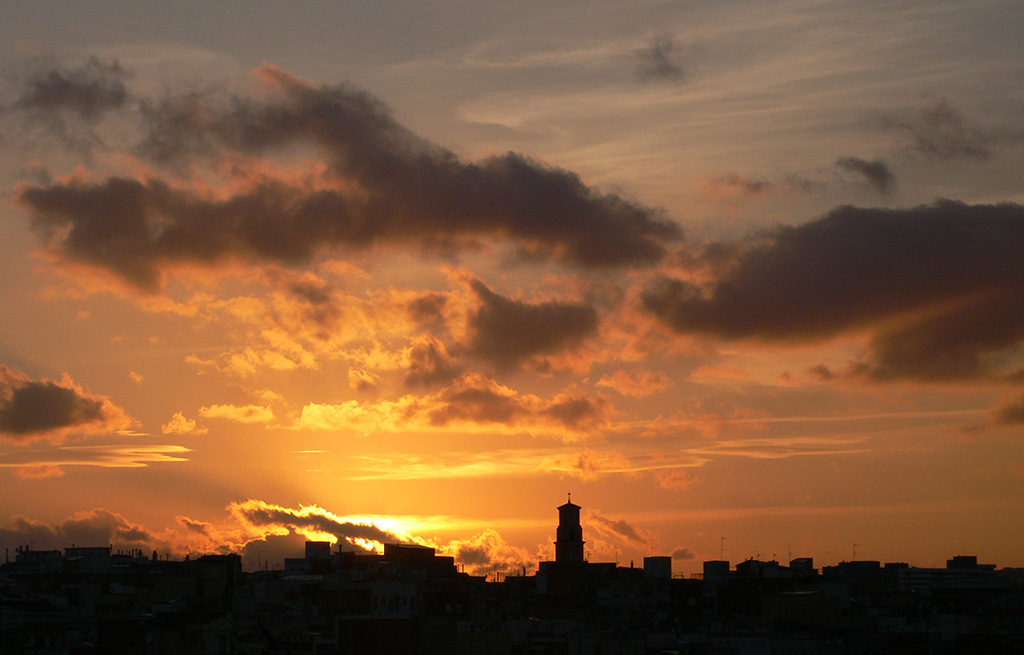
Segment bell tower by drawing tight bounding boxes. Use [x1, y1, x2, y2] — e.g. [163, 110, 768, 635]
[555, 493, 585, 563]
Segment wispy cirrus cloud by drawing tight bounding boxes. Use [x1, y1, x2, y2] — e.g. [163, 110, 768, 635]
[0, 444, 191, 474]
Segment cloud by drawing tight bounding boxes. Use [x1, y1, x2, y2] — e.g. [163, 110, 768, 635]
[699, 172, 773, 200]
[421, 376, 612, 435]
[407, 292, 448, 325]
[835, 156, 896, 195]
[654, 470, 696, 489]
[437, 528, 533, 576]
[642, 200, 1024, 382]
[12, 57, 129, 120]
[635, 33, 685, 83]
[228, 499, 401, 549]
[291, 374, 612, 438]
[176, 516, 212, 536]
[0, 444, 190, 470]
[161, 411, 207, 435]
[590, 512, 645, 543]
[596, 368, 671, 397]
[348, 368, 379, 392]
[466, 280, 599, 370]
[807, 364, 834, 381]
[404, 336, 460, 387]
[15, 63, 681, 292]
[540, 449, 633, 481]
[0, 508, 166, 552]
[881, 98, 993, 160]
[687, 436, 870, 460]
[198, 403, 274, 424]
[13, 464, 66, 480]
[671, 547, 695, 560]
[6, 57, 129, 150]
[0, 365, 135, 441]
[989, 394, 1024, 426]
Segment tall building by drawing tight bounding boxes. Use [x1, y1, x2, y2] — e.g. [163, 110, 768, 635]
[555, 494, 585, 563]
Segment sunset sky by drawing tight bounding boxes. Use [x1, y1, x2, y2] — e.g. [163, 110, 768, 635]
[3, 0, 1024, 575]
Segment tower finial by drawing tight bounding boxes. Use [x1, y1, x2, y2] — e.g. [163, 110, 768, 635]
[567, 491, 571, 503]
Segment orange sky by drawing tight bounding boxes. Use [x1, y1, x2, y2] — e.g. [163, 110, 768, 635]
[2, 1, 1024, 575]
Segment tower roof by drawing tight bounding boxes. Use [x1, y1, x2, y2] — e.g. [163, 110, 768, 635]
[558, 492, 580, 510]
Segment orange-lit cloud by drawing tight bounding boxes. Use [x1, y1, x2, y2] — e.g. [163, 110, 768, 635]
[161, 411, 208, 435]
[595, 368, 671, 397]
[13, 464, 66, 480]
[0, 444, 191, 470]
[228, 499, 404, 550]
[687, 436, 870, 460]
[435, 528, 534, 576]
[291, 373, 612, 438]
[539, 449, 633, 481]
[654, 469, 697, 489]
[199, 404, 275, 424]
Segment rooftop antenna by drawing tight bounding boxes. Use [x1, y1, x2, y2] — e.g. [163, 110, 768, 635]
[720, 537, 726, 560]
[852, 543, 858, 561]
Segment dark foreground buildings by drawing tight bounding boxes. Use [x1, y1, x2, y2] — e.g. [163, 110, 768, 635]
[3, 501, 1024, 654]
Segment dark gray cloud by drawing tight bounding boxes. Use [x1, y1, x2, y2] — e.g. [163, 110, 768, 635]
[835, 156, 896, 195]
[427, 383, 522, 426]
[855, 289, 1024, 382]
[0, 509, 162, 552]
[0, 365, 111, 440]
[881, 99, 992, 160]
[418, 375, 609, 432]
[807, 364, 834, 381]
[176, 516, 212, 536]
[407, 292, 448, 324]
[466, 280, 599, 370]
[405, 337, 461, 387]
[285, 276, 343, 331]
[635, 34, 685, 83]
[591, 513, 644, 543]
[15, 64, 680, 290]
[672, 547, 695, 560]
[643, 200, 1024, 381]
[13, 57, 129, 120]
[231, 500, 399, 545]
[6, 58, 129, 151]
[540, 394, 610, 431]
[991, 395, 1024, 426]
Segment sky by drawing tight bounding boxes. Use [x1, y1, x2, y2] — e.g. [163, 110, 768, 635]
[2, 0, 1024, 575]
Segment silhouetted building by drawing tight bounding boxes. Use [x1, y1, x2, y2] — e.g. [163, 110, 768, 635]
[554, 494, 584, 563]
